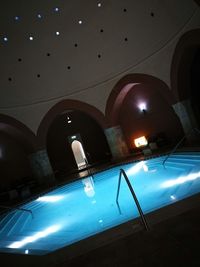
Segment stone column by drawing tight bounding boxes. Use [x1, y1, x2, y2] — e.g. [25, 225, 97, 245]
[104, 126, 129, 160]
[29, 149, 55, 185]
[172, 99, 199, 142]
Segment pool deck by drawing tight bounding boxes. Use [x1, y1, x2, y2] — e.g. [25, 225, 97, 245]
[65, 198, 200, 267]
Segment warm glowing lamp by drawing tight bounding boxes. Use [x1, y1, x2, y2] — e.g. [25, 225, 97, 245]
[134, 136, 148, 148]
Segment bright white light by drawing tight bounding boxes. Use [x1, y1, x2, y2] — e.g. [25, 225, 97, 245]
[142, 163, 149, 172]
[3, 37, 8, 42]
[25, 249, 29, 254]
[134, 136, 148, 148]
[29, 36, 33, 40]
[170, 195, 176, 200]
[14, 16, 20, 21]
[54, 7, 59, 12]
[78, 20, 82, 24]
[82, 177, 95, 197]
[37, 14, 42, 19]
[36, 195, 64, 202]
[56, 31, 60, 36]
[138, 102, 147, 112]
[126, 161, 145, 176]
[99, 219, 103, 223]
[8, 225, 60, 249]
[97, 3, 102, 7]
[67, 120, 72, 124]
[161, 171, 200, 188]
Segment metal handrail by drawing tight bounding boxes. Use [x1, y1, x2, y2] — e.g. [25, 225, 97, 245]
[0, 205, 34, 219]
[116, 168, 149, 231]
[162, 127, 200, 167]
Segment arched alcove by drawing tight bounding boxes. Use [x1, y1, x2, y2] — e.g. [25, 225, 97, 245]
[0, 114, 37, 190]
[106, 74, 183, 151]
[171, 29, 200, 128]
[39, 100, 111, 178]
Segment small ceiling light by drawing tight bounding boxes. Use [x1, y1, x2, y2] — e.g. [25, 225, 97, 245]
[29, 36, 34, 40]
[55, 31, 60, 35]
[37, 14, 42, 19]
[78, 20, 82, 24]
[97, 3, 102, 7]
[54, 7, 59, 12]
[67, 116, 72, 123]
[14, 16, 20, 21]
[3, 37, 8, 42]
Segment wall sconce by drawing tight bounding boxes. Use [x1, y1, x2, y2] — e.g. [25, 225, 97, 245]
[134, 136, 148, 148]
[138, 103, 147, 114]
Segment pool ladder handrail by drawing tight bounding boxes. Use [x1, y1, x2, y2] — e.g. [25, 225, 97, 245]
[162, 127, 200, 167]
[0, 205, 34, 219]
[116, 168, 149, 231]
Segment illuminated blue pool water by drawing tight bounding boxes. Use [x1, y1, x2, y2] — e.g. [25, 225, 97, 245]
[0, 152, 200, 255]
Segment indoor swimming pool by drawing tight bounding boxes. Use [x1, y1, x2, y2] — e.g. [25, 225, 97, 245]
[0, 152, 200, 256]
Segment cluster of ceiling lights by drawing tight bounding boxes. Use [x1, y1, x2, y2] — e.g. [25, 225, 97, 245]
[1, 3, 102, 43]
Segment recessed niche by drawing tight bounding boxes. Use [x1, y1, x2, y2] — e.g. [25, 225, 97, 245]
[150, 12, 155, 17]
[74, 43, 78, 47]
[18, 58, 22, 62]
[67, 66, 71, 70]
[37, 74, 41, 78]
[8, 77, 12, 81]
[100, 29, 104, 33]
[124, 37, 128, 42]
[46, 53, 51, 56]
[123, 8, 127, 12]
[98, 54, 101, 58]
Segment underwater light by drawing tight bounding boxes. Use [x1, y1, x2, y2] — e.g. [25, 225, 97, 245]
[8, 225, 60, 249]
[36, 195, 64, 202]
[161, 171, 200, 188]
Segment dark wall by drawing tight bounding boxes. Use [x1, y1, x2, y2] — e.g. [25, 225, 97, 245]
[117, 84, 184, 150]
[46, 110, 111, 175]
[0, 132, 32, 190]
[191, 48, 200, 127]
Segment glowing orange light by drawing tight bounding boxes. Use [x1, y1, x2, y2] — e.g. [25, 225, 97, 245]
[134, 136, 148, 148]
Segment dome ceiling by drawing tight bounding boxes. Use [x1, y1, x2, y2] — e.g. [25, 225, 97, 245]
[0, 0, 197, 108]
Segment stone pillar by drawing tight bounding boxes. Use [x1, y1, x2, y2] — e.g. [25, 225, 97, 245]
[172, 99, 199, 142]
[29, 149, 55, 185]
[104, 126, 129, 160]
